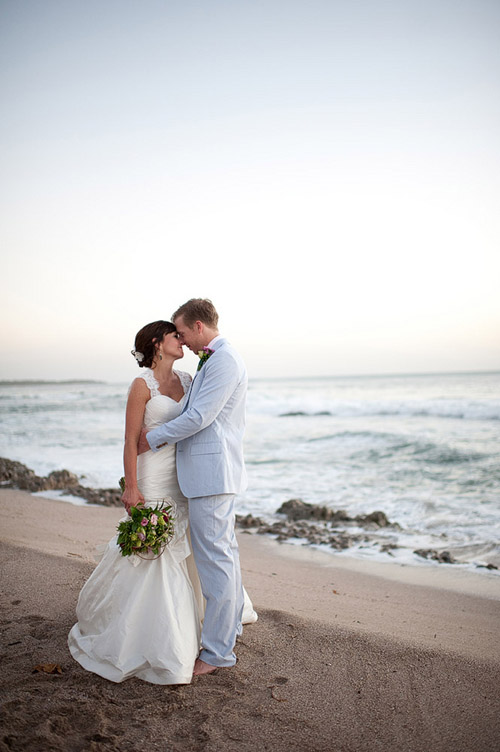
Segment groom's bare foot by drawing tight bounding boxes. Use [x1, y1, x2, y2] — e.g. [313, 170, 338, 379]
[193, 658, 218, 676]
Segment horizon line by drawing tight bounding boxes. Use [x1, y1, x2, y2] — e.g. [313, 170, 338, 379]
[1, 369, 499, 386]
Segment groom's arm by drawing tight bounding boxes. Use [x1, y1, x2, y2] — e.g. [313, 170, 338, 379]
[146, 352, 244, 451]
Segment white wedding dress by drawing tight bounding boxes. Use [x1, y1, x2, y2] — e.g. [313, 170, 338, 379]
[68, 369, 257, 684]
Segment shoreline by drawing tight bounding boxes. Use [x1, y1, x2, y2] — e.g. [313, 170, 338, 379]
[255, 534, 500, 601]
[3, 486, 500, 599]
[2, 456, 499, 576]
[20, 486, 500, 598]
[5, 487, 500, 595]
[2, 488, 499, 658]
[1, 489, 500, 751]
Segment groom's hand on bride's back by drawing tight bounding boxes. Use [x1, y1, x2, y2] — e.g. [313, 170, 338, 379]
[137, 428, 152, 455]
[138, 427, 167, 454]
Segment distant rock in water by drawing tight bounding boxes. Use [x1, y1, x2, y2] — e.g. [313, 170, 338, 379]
[276, 498, 392, 528]
[279, 411, 332, 417]
[414, 548, 457, 564]
[0, 457, 122, 506]
[277, 498, 347, 522]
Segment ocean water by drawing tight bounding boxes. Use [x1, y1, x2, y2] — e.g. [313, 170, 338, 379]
[1, 372, 499, 572]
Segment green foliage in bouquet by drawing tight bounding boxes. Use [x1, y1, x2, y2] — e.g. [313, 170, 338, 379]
[117, 477, 175, 557]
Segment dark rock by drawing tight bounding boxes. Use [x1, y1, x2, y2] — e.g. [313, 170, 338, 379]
[236, 513, 264, 528]
[330, 510, 352, 522]
[0, 458, 78, 492]
[414, 548, 457, 564]
[61, 486, 122, 506]
[380, 543, 399, 553]
[414, 548, 433, 561]
[0, 457, 122, 506]
[277, 499, 349, 522]
[235, 498, 373, 552]
[476, 563, 499, 570]
[277, 499, 393, 528]
[278, 410, 332, 417]
[308, 535, 323, 545]
[437, 551, 455, 564]
[355, 511, 391, 527]
[276, 499, 314, 520]
[328, 534, 355, 550]
[0, 457, 44, 491]
[45, 469, 79, 489]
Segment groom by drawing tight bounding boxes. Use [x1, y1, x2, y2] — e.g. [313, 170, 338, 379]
[138, 298, 247, 676]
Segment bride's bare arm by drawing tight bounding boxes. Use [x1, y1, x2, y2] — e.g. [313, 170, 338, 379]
[121, 378, 150, 513]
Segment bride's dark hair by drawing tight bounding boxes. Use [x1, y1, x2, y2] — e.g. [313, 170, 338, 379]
[133, 320, 177, 368]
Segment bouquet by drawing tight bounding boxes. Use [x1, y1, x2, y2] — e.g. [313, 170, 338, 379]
[117, 477, 175, 558]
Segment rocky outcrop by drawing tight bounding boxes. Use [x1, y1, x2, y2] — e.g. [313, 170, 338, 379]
[413, 548, 457, 564]
[276, 498, 392, 528]
[236, 512, 363, 548]
[0, 458, 122, 506]
[51, 485, 123, 506]
[0, 458, 79, 492]
[236, 499, 396, 552]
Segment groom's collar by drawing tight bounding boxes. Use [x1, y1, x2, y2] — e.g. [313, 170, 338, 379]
[207, 334, 224, 350]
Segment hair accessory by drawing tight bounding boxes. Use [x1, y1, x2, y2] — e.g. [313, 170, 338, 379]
[131, 350, 145, 363]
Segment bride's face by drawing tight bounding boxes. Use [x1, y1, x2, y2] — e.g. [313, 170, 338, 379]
[159, 331, 184, 360]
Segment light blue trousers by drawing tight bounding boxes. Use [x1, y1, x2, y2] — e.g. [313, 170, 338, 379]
[188, 494, 244, 667]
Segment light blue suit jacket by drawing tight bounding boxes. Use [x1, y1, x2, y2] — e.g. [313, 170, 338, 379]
[146, 338, 248, 499]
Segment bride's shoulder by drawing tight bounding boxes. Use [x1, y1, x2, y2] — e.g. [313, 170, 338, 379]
[128, 370, 156, 397]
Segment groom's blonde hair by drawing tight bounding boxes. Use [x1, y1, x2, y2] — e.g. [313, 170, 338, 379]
[172, 298, 219, 329]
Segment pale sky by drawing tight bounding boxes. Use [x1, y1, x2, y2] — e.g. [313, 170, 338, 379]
[1, 0, 499, 381]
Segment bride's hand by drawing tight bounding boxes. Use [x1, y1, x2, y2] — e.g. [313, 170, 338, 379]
[121, 486, 145, 515]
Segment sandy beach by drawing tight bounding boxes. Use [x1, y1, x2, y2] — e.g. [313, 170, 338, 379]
[1, 489, 499, 752]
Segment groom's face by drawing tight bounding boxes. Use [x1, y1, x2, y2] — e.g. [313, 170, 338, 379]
[174, 315, 201, 353]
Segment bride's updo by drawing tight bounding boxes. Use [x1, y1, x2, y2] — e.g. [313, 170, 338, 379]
[132, 320, 177, 368]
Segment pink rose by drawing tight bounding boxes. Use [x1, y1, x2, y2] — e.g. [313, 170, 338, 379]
[138, 532, 146, 541]
[141, 518, 148, 526]
[150, 514, 158, 525]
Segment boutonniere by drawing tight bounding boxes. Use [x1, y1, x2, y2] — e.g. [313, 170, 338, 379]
[197, 346, 214, 371]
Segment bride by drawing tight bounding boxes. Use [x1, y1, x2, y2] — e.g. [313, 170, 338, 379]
[68, 320, 257, 684]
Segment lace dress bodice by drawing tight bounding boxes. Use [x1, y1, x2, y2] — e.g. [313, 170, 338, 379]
[139, 368, 192, 430]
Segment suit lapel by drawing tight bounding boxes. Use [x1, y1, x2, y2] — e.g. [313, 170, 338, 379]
[182, 339, 226, 413]
[182, 375, 196, 412]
